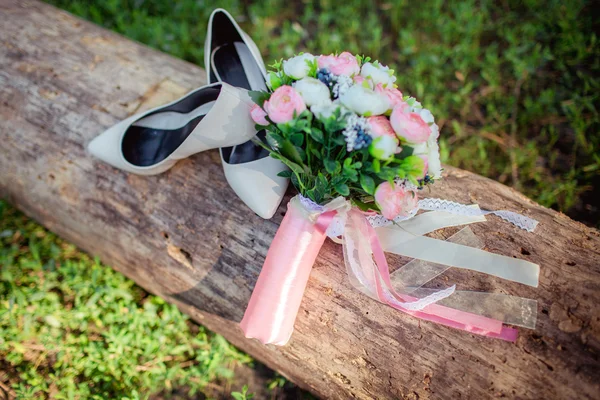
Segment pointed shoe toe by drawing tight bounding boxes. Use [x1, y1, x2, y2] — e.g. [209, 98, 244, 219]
[221, 154, 289, 219]
[87, 119, 136, 172]
[87, 83, 256, 176]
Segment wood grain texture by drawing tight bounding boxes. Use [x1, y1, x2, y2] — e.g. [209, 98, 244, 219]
[1, 1, 599, 398]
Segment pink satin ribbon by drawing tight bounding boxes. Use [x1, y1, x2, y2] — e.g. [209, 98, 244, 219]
[348, 209, 517, 341]
[240, 198, 336, 345]
[241, 196, 519, 345]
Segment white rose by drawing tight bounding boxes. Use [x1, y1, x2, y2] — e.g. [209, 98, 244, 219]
[428, 140, 442, 179]
[411, 142, 429, 155]
[294, 77, 331, 107]
[360, 62, 396, 88]
[428, 123, 440, 144]
[311, 103, 337, 121]
[283, 53, 316, 80]
[339, 85, 390, 116]
[369, 135, 398, 160]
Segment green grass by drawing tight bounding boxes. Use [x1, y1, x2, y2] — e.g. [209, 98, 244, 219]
[2, 0, 599, 398]
[0, 201, 254, 399]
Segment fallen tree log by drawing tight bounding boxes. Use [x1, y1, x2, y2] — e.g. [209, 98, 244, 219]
[1, 1, 599, 398]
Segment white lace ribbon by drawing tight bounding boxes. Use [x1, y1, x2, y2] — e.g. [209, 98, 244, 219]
[418, 198, 538, 232]
[327, 197, 538, 237]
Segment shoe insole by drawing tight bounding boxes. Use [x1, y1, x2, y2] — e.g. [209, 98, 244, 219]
[122, 87, 220, 167]
[212, 42, 270, 165]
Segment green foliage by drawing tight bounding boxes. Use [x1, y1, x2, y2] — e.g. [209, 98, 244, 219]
[0, 201, 252, 399]
[253, 97, 426, 207]
[46, 0, 600, 224]
[232, 385, 255, 400]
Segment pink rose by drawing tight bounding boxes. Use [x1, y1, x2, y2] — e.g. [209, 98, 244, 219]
[374, 182, 419, 220]
[390, 105, 430, 144]
[402, 189, 419, 213]
[367, 116, 396, 139]
[250, 104, 269, 126]
[374, 84, 405, 108]
[317, 52, 360, 76]
[263, 85, 306, 124]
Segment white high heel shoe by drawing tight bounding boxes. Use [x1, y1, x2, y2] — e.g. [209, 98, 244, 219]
[88, 82, 256, 175]
[205, 8, 289, 219]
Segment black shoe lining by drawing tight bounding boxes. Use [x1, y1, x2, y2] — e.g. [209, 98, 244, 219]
[210, 12, 269, 165]
[121, 86, 221, 167]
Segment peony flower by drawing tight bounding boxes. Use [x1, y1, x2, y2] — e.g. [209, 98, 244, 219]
[283, 53, 316, 80]
[294, 77, 332, 107]
[360, 62, 396, 88]
[263, 85, 306, 124]
[339, 84, 390, 116]
[317, 52, 360, 76]
[311, 102, 344, 121]
[250, 104, 269, 126]
[390, 105, 430, 144]
[375, 84, 405, 109]
[367, 116, 396, 139]
[429, 123, 440, 143]
[417, 108, 435, 124]
[369, 135, 398, 160]
[374, 182, 419, 220]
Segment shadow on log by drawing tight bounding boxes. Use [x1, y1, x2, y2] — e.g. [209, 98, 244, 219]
[1, 1, 599, 399]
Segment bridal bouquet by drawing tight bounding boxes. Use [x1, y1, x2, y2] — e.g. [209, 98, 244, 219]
[248, 52, 441, 214]
[241, 52, 540, 345]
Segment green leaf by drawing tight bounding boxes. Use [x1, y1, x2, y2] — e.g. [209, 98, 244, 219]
[307, 127, 324, 143]
[331, 135, 347, 146]
[265, 132, 285, 150]
[334, 183, 350, 196]
[324, 159, 340, 174]
[306, 57, 319, 78]
[377, 167, 397, 181]
[395, 145, 415, 159]
[280, 140, 305, 166]
[290, 173, 300, 190]
[359, 174, 376, 195]
[248, 90, 270, 107]
[399, 155, 425, 180]
[354, 198, 380, 212]
[290, 133, 304, 146]
[277, 170, 292, 178]
[310, 147, 323, 160]
[296, 147, 307, 162]
[267, 71, 282, 90]
[269, 152, 304, 175]
[342, 158, 359, 182]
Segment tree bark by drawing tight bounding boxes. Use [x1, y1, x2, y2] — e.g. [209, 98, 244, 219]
[1, 1, 599, 399]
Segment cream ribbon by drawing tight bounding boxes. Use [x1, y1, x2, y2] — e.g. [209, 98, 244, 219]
[320, 198, 540, 331]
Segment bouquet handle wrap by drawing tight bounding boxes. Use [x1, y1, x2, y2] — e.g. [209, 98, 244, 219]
[240, 195, 339, 345]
